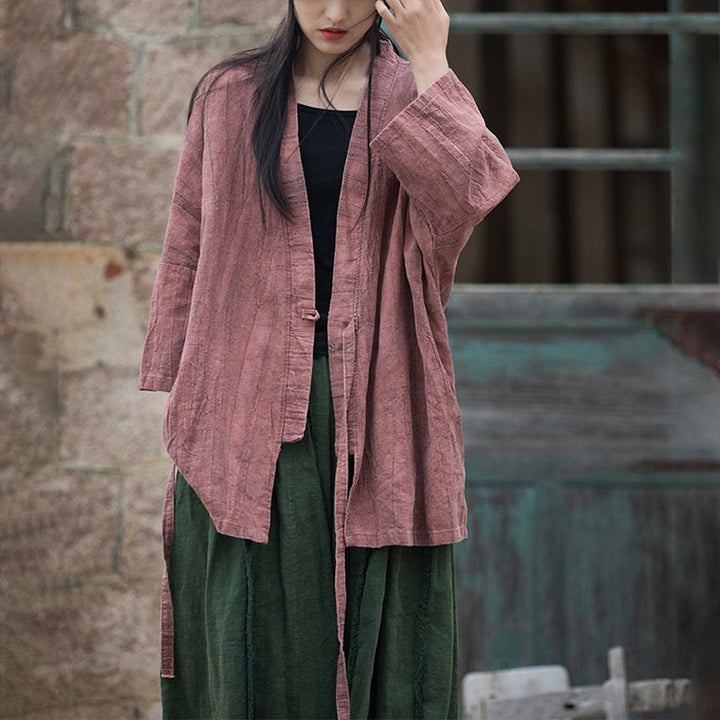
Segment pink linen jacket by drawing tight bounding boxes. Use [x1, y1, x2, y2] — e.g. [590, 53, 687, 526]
[140, 36, 518, 545]
[139, 38, 518, 710]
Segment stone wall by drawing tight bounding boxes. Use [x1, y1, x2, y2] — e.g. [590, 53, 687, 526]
[0, 1, 283, 717]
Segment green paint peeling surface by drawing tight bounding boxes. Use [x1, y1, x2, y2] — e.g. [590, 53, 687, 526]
[447, 291, 720, 684]
[450, 331, 667, 384]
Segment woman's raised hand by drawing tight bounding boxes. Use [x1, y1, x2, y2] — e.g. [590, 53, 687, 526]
[375, 0, 450, 93]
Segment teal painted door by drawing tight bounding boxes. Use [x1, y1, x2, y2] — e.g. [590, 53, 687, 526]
[448, 287, 720, 693]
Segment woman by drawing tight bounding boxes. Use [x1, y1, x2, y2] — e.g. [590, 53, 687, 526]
[139, 1, 518, 718]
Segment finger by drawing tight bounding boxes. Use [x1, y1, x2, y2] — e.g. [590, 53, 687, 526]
[380, 0, 404, 14]
[375, 0, 395, 21]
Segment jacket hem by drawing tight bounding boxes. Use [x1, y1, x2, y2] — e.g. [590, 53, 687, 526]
[211, 516, 271, 544]
[167, 513, 467, 549]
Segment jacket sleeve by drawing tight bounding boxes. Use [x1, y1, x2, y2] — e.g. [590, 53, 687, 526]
[138, 94, 204, 392]
[369, 69, 519, 304]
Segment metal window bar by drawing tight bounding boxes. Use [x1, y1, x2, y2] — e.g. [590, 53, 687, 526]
[449, 7, 720, 282]
[451, 13, 720, 34]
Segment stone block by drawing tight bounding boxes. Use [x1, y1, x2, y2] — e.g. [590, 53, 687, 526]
[59, 364, 167, 466]
[13, 35, 132, 135]
[0, 117, 55, 216]
[65, 142, 179, 250]
[19, 700, 162, 720]
[7, 0, 65, 36]
[201, 0, 286, 26]
[140, 33, 260, 136]
[0, 468, 119, 593]
[0, 244, 157, 371]
[0, 325, 58, 473]
[77, 0, 192, 36]
[0, 578, 159, 714]
[120, 461, 171, 580]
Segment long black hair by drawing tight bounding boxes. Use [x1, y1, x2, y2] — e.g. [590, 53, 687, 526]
[188, 1, 389, 219]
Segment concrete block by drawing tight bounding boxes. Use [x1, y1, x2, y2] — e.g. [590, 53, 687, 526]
[0, 117, 55, 216]
[0, 244, 157, 371]
[65, 142, 178, 249]
[202, 0, 286, 26]
[0, 578, 159, 714]
[7, 0, 64, 37]
[13, 35, 133, 135]
[77, 0, 192, 36]
[140, 33, 260, 136]
[120, 461, 171, 580]
[59, 364, 167, 466]
[0, 468, 120, 593]
[0, 325, 58, 472]
[18, 700, 162, 720]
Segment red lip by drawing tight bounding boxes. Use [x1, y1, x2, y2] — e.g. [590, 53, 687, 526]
[320, 28, 347, 40]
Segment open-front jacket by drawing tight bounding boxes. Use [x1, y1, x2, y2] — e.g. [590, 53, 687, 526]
[139, 37, 518, 709]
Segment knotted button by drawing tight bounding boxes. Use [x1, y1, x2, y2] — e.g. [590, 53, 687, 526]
[301, 308, 320, 321]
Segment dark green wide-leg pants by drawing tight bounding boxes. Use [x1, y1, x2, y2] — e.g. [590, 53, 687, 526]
[161, 356, 459, 719]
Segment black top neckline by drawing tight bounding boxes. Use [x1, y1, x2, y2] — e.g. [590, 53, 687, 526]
[297, 103, 358, 116]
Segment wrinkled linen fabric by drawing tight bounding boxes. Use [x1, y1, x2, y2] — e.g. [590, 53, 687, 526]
[139, 39, 518, 546]
[140, 36, 518, 719]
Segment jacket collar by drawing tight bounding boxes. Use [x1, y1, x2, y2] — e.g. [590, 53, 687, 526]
[280, 38, 400, 222]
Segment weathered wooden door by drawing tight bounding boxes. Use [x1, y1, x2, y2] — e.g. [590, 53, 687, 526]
[450, 287, 720, 692]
